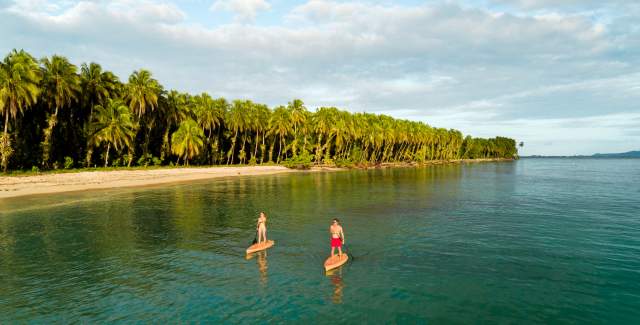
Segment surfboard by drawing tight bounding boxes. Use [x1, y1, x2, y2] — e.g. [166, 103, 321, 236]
[324, 253, 349, 271]
[246, 240, 274, 254]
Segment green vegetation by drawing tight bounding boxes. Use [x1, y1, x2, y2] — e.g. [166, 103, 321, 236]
[0, 49, 517, 172]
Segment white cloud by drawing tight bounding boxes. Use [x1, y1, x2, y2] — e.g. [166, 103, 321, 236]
[210, 0, 270, 22]
[6, 0, 186, 25]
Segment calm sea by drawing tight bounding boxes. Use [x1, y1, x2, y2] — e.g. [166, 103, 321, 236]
[1, 158, 639, 323]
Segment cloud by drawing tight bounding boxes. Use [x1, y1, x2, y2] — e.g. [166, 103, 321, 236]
[0, 0, 638, 155]
[210, 0, 270, 22]
[6, 0, 186, 25]
[489, 0, 632, 11]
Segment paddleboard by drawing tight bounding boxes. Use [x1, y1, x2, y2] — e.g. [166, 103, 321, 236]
[324, 254, 349, 271]
[246, 240, 274, 254]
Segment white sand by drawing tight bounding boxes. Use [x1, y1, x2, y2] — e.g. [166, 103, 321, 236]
[0, 166, 302, 199]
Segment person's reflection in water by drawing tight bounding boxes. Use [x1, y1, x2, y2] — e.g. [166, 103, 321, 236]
[328, 269, 345, 304]
[256, 251, 268, 286]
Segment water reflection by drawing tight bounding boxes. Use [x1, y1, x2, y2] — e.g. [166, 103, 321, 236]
[327, 269, 345, 304]
[246, 251, 268, 286]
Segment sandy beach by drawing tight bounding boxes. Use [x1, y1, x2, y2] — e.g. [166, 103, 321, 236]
[0, 166, 305, 199]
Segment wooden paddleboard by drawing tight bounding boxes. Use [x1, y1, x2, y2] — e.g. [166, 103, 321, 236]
[246, 240, 274, 254]
[324, 254, 349, 271]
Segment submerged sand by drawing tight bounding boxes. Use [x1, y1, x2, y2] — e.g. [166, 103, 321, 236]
[0, 166, 304, 199]
[0, 158, 512, 199]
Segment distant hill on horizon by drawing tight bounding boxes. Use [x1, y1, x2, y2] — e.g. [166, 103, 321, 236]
[523, 150, 640, 158]
[591, 150, 640, 158]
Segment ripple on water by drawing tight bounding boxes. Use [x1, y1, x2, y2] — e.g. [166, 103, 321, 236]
[1, 159, 639, 323]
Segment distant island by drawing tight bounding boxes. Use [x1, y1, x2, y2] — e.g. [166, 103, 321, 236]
[524, 150, 640, 158]
[592, 151, 640, 158]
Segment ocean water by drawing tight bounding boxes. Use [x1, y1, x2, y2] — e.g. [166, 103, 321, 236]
[0, 158, 639, 323]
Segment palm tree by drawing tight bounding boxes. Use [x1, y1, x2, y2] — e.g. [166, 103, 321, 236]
[0, 49, 41, 171]
[40, 55, 81, 166]
[80, 62, 120, 166]
[126, 69, 159, 118]
[288, 99, 307, 156]
[194, 93, 222, 136]
[225, 100, 250, 164]
[89, 99, 136, 167]
[80, 62, 120, 118]
[312, 107, 338, 163]
[171, 119, 204, 166]
[125, 69, 160, 165]
[160, 90, 189, 161]
[251, 103, 270, 163]
[269, 106, 292, 163]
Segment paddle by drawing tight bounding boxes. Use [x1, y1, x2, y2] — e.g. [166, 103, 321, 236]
[342, 242, 354, 262]
[251, 230, 258, 245]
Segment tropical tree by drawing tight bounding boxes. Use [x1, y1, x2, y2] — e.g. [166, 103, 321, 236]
[312, 107, 338, 163]
[81, 62, 120, 166]
[171, 119, 204, 165]
[269, 106, 292, 163]
[159, 90, 189, 161]
[0, 49, 41, 171]
[251, 103, 270, 163]
[125, 69, 161, 164]
[80, 62, 120, 118]
[287, 99, 307, 156]
[126, 69, 160, 118]
[40, 55, 81, 166]
[89, 99, 136, 167]
[225, 100, 250, 164]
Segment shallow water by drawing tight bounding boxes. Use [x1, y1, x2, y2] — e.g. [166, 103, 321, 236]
[1, 159, 639, 323]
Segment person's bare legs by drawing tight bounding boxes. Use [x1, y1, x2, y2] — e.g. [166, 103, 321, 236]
[338, 246, 342, 257]
[331, 247, 335, 258]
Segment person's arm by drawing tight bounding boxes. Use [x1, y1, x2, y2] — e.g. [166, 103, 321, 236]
[341, 228, 345, 244]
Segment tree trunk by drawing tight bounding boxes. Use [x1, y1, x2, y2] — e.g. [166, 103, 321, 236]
[41, 113, 58, 167]
[315, 133, 323, 164]
[253, 131, 259, 161]
[1, 111, 9, 172]
[268, 139, 275, 163]
[104, 143, 110, 167]
[277, 136, 283, 163]
[227, 129, 238, 165]
[127, 147, 134, 167]
[3, 110, 8, 138]
[85, 149, 93, 167]
[240, 135, 247, 164]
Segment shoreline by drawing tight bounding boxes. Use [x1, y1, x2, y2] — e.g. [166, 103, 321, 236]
[0, 159, 512, 199]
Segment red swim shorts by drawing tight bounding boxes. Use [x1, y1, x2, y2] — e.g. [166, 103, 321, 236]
[331, 238, 342, 248]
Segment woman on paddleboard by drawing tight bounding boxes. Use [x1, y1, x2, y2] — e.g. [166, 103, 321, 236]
[330, 218, 345, 257]
[256, 212, 267, 244]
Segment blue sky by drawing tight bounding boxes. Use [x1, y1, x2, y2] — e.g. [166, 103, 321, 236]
[1, 0, 638, 155]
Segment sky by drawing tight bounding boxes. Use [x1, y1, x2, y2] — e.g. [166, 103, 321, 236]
[1, 0, 638, 155]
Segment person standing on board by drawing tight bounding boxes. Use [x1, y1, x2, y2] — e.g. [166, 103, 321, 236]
[256, 212, 267, 244]
[330, 218, 345, 257]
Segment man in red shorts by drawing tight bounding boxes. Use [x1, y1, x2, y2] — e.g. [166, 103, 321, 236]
[329, 218, 345, 258]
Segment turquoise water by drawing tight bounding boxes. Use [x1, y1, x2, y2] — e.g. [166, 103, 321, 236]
[1, 159, 639, 323]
